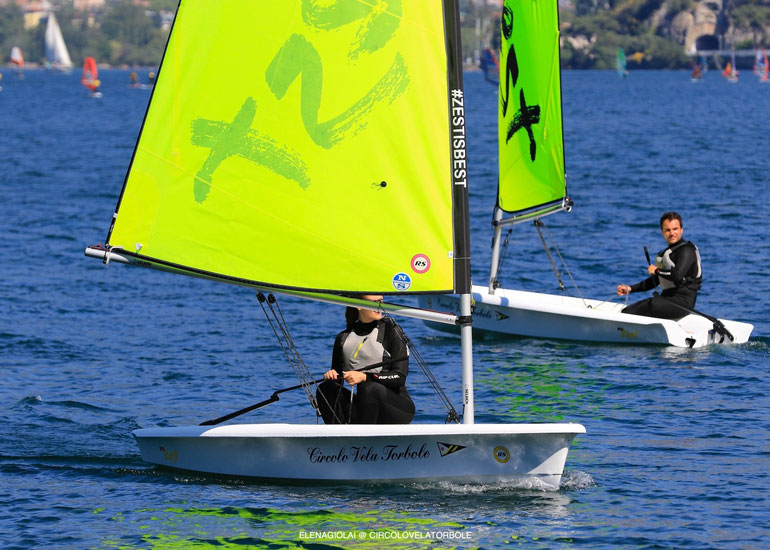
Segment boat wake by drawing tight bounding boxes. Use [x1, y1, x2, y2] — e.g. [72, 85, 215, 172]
[409, 468, 595, 493]
[559, 469, 596, 490]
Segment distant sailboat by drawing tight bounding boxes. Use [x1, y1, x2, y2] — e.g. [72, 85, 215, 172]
[419, 0, 753, 348]
[129, 70, 152, 89]
[480, 47, 499, 85]
[691, 56, 708, 82]
[753, 49, 769, 83]
[722, 50, 738, 83]
[10, 46, 24, 78]
[690, 61, 703, 82]
[44, 12, 73, 71]
[616, 48, 628, 78]
[81, 57, 102, 98]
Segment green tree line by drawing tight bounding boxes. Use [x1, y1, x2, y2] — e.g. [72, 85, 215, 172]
[4, 0, 770, 70]
[559, 0, 770, 69]
[0, 0, 175, 67]
[459, 0, 770, 69]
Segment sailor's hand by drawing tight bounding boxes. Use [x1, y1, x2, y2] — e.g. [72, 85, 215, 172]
[617, 284, 631, 296]
[647, 264, 659, 275]
[343, 371, 367, 386]
[323, 369, 340, 381]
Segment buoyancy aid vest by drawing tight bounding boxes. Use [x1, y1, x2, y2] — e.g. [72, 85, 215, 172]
[656, 240, 702, 291]
[340, 320, 389, 374]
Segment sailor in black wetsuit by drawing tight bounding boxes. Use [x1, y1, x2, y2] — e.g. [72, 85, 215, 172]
[617, 212, 702, 320]
[316, 295, 415, 424]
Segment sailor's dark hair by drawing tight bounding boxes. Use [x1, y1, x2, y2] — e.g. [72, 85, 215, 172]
[660, 211, 683, 229]
[344, 306, 359, 330]
[344, 295, 389, 330]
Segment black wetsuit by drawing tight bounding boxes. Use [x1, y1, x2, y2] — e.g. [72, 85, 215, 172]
[316, 317, 415, 425]
[622, 239, 702, 320]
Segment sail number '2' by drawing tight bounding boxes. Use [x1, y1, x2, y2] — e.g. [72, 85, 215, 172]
[190, 1, 409, 203]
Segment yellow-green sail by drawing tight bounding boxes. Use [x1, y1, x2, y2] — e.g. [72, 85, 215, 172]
[106, 1, 469, 294]
[497, 0, 566, 215]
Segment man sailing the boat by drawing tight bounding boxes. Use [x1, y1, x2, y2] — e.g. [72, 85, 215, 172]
[617, 212, 702, 320]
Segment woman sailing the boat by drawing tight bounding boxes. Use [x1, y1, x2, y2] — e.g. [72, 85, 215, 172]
[317, 295, 414, 424]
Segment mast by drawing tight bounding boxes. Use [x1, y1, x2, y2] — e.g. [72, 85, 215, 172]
[444, 0, 474, 423]
[488, 206, 503, 293]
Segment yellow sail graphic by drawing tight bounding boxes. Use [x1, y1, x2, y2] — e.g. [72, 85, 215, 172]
[108, 1, 465, 294]
[498, 0, 566, 214]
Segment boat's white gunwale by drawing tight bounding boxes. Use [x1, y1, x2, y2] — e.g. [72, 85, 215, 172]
[134, 422, 586, 439]
[470, 285, 752, 330]
[472, 285, 675, 325]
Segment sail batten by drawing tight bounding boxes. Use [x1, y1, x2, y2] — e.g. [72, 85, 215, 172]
[104, 1, 469, 295]
[497, 0, 566, 215]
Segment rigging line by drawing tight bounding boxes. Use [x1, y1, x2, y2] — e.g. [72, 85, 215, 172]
[536, 220, 587, 304]
[266, 294, 320, 411]
[257, 292, 327, 418]
[266, 294, 308, 380]
[534, 219, 566, 293]
[389, 316, 460, 424]
[591, 292, 623, 309]
[349, 388, 354, 425]
[324, 377, 347, 426]
[260, 293, 344, 424]
[257, 292, 293, 365]
[257, 293, 297, 370]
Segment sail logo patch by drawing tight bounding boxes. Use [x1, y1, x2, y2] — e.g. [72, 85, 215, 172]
[437, 442, 466, 457]
[495, 311, 509, 321]
[392, 273, 411, 291]
[493, 446, 510, 463]
[411, 254, 431, 274]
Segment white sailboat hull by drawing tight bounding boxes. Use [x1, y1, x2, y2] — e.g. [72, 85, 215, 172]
[419, 286, 753, 348]
[134, 423, 585, 490]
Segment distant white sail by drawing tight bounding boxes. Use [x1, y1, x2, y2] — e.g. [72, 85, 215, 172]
[10, 46, 24, 67]
[44, 13, 73, 70]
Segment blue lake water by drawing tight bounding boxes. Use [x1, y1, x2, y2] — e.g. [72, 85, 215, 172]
[1, 68, 769, 549]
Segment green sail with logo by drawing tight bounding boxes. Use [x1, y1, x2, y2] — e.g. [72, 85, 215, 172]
[497, 0, 566, 215]
[107, 1, 467, 294]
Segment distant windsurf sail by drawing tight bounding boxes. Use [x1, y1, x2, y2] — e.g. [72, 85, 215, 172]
[754, 49, 769, 82]
[81, 56, 99, 91]
[10, 46, 23, 67]
[480, 47, 499, 84]
[723, 50, 738, 82]
[616, 48, 628, 78]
